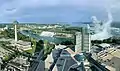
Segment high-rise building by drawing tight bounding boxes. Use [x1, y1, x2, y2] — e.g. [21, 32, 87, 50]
[75, 32, 82, 53]
[75, 26, 91, 53]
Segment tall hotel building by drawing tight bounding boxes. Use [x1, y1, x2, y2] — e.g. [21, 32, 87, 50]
[75, 26, 91, 53]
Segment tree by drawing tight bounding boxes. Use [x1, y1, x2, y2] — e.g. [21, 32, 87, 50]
[35, 40, 44, 52]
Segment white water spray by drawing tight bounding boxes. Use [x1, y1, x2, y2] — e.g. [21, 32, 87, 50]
[91, 11, 113, 40]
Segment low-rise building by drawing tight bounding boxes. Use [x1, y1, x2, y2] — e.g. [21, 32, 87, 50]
[5, 56, 30, 71]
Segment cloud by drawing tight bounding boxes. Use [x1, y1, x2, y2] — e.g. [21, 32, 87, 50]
[0, 0, 120, 23]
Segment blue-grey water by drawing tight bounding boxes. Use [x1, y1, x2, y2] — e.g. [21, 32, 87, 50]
[20, 30, 74, 44]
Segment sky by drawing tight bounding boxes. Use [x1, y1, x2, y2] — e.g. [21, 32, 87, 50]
[0, 0, 120, 23]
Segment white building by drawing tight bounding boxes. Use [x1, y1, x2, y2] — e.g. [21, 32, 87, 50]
[6, 56, 30, 71]
[75, 32, 82, 53]
[75, 27, 91, 53]
[10, 40, 32, 51]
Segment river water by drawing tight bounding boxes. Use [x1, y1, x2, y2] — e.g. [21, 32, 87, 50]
[20, 30, 74, 44]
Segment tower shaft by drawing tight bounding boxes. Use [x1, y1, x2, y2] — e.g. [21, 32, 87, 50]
[15, 24, 17, 42]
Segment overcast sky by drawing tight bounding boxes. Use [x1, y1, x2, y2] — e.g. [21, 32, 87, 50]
[0, 0, 120, 23]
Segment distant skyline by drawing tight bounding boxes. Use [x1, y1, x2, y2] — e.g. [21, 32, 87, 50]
[0, 0, 120, 23]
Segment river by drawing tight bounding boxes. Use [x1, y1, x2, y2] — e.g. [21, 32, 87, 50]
[20, 30, 74, 44]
